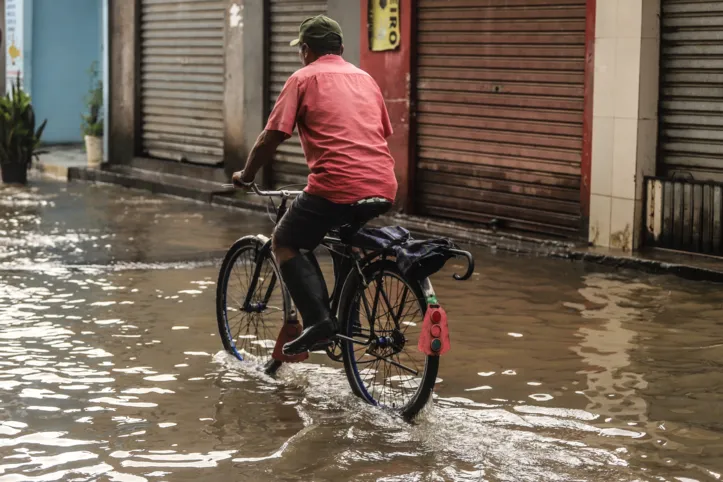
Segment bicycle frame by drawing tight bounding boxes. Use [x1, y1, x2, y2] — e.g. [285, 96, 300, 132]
[225, 181, 470, 360]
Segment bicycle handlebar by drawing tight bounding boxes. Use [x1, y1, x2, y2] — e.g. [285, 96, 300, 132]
[447, 248, 475, 281]
[222, 182, 303, 197]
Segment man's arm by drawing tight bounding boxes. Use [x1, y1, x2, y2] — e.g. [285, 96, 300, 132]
[233, 75, 300, 185]
[232, 130, 287, 185]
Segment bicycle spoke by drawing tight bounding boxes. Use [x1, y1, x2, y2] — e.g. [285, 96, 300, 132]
[229, 314, 250, 336]
[226, 309, 245, 322]
[369, 355, 382, 401]
[238, 314, 254, 353]
[255, 261, 272, 298]
[394, 286, 409, 325]
[397, 346, 422, 375]
[367, 350, 419, 377]
[383, 355, 393, 405]
[378, 279, 402, 326]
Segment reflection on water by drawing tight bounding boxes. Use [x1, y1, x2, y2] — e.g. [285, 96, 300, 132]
[0, 180, 722, 480]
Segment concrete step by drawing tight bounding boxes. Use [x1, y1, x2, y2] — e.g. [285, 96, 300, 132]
[129, 157, 228, 184]
[68, 165, 234, 203]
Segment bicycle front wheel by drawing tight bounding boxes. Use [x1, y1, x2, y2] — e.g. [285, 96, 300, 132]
[216, 236, 289, 367]
[339, 259, 439, 419]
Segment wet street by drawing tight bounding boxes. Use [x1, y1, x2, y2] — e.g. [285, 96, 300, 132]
[1, 178, 722, 481]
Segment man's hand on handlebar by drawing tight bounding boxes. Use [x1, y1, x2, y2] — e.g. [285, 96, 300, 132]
[231, 170, 255, 187]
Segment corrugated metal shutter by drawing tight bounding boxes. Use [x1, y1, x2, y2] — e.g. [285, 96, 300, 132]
[140, 0, 225, 165]
[415, 0, 587, 238]
[268, 0, 327, 187]
[660, 0, 723, 182]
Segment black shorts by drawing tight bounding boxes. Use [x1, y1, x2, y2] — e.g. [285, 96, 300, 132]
[273, 192, 391, 251]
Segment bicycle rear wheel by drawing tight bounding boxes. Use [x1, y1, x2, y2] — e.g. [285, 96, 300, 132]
[216, 237, 289, 368]
[339, 259, 439, 419]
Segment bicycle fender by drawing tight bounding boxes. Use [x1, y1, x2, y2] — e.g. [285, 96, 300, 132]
[231, 234, 268, 250]
[233, 235, 272, 261]
[418, 304, 451, 356]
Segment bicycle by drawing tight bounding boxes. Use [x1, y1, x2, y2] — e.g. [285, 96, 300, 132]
[215, 183, 474, 419]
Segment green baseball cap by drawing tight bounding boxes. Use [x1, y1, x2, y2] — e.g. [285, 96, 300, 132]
[289, 15, 343, 47]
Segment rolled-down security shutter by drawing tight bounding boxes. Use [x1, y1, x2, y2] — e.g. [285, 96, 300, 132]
[659, 0, 723, 182]
[268, 0, 327, 187]
[415, 0, 587, 238]
[140, 0, 225, 165]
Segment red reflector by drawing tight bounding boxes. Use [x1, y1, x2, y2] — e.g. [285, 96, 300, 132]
[418, 305, 451, 356]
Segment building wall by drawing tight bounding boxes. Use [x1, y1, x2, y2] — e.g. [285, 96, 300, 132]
[5, 0, 24, 93]
[30, 0, 102, 144]
[102, 0, 108, 160]
[328, 0, 360, 67]
[588, 0, 660, 251]
[108, 0, 138, 166]
[0, 0, 7, 96]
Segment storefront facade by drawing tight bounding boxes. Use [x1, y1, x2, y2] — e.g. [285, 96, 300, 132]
[108, 1, 723, 256]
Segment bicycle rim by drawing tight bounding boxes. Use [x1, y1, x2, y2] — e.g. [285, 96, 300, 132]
[341, 260, 439, 418]
[216, 239, 288, 366]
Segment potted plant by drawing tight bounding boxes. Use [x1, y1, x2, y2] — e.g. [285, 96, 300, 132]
[0, 75, 47, 185]
[81, 61, 103, 167]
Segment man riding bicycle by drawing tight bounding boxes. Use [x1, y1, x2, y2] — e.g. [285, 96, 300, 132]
[232, 15, 397, 356]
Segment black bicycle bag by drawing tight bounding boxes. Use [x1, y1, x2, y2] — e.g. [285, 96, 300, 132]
[350, 226, 459, 281]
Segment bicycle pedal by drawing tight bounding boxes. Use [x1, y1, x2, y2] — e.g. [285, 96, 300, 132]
[272, 324, 309, 363]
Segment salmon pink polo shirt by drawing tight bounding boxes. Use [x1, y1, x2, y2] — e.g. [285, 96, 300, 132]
[265, 55, 398, 205]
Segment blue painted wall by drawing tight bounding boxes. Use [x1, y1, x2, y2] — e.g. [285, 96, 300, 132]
[30, 0, 102, 144]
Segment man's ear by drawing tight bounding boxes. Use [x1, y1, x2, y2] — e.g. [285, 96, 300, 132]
[340, 44, 344, 56]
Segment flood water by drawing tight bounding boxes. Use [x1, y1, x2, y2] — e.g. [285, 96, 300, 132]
[0, 179, 722, 481]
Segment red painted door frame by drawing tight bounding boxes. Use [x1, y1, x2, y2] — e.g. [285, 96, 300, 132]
[359, 0, 414, 213]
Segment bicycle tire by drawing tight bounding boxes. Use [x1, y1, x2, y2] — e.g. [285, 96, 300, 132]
[216, 236, 289, 368]
[339, 259, 439, 419]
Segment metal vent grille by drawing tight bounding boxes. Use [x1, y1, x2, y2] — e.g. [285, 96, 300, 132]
[645, 177, 723, 255]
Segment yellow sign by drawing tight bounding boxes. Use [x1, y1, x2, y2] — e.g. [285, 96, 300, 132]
[370, 0, 400, 52]
[8, 41, 20, 65]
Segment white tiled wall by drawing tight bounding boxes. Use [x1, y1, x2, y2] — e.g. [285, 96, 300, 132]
[589, 0, 660, 251]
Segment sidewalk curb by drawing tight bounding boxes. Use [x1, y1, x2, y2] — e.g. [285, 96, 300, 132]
[35, 162, 70, 179]
[67, 166, 229, 204]
[64, 166, 723, 283]
[561, 250, 723, 283]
